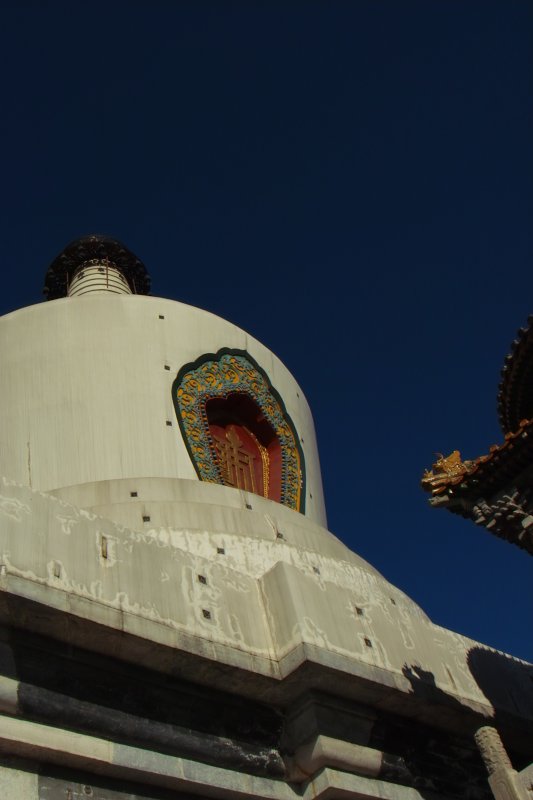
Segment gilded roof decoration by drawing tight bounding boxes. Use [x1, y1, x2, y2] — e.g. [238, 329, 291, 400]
[421, 450, 474, 495]
[421, 418, 533, 499]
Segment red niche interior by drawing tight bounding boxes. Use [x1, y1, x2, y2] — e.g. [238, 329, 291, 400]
[205, 393, 282, 502]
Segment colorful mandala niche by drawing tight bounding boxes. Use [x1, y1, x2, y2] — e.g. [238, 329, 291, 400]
[173, 350, 305, 512]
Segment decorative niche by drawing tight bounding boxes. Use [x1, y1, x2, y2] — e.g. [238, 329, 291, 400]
[173, 349, 305, 512]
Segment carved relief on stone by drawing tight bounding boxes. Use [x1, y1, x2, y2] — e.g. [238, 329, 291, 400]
[475, 726, 513, 775]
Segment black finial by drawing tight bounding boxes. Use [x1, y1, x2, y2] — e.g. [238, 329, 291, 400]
[44, 235, 150, 299]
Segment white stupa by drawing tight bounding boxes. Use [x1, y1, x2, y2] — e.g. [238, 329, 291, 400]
[0, 236, 530, 800]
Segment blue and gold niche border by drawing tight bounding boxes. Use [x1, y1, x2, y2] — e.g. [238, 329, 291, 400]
[172, 349, 305, 513]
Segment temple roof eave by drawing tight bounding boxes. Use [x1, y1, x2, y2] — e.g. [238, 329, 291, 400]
[422, 309, 533, 555]
[421, 423, 533, 554]
[421, 419, 533, 501]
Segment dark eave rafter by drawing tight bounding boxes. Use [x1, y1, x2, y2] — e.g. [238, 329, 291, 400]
[498, 315, 533, 434]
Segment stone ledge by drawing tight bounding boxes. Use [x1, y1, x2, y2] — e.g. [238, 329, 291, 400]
[0, 715, 450, 800]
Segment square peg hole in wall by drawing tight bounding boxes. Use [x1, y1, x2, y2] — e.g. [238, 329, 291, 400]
[364, 637, 373, 648]
[130, 491, 138, 497]
[158, 315, 165, 319]
[356, 607, 364, 616]
[166, 420, 173, 426]
[198, 574, 207, 584]
[217, 547, 225, 555]
[142, 515, 151, 523]
[202, 609, 211, 620]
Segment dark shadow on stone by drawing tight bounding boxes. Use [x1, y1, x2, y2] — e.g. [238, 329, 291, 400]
[370, 665, 492, 799]
[401, 663, 473, 722]
[402, 664, 443, 696]
[467, 646, 533, 770]
[0, 625, 286, 780]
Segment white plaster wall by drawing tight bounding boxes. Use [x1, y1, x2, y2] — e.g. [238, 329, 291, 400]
[50, 477, 378, 578]
[0, 294, 326, 526]
[0, 479, 530, 721]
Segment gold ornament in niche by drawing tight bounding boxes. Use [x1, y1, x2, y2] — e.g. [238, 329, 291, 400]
[211, 425, 271, 497]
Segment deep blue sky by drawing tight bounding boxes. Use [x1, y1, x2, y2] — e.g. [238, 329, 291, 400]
[0, 1, 531, 659]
